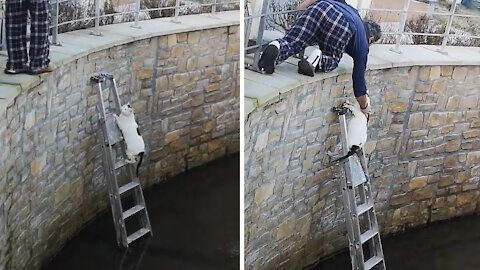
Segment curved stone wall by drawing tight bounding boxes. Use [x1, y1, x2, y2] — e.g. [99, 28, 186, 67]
[245, 64, 480, 269]
[0, 13, 239, 270]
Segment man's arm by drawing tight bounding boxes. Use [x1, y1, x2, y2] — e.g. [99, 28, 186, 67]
[352, 53, 368, 98]
[352, 52, 371, 115]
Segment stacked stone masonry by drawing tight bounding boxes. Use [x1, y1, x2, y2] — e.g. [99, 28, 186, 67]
[0, 25, 239, 270]
[245, 65, 480, 270]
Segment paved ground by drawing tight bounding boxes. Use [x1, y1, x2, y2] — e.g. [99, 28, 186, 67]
[308, 214, 480, 270]
[42, 154, 240, 270]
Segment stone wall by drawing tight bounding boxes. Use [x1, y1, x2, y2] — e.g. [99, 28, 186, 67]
[245, 65, 480, 270]
[0, 25, 239, 270]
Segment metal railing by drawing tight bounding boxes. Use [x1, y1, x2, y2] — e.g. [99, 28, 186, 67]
[0, 0, 239, 49]
[245, 0, 480, 71]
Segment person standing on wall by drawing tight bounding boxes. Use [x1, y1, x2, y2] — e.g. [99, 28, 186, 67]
[5, 0, 52, 75]
[258, 0, 381, 119]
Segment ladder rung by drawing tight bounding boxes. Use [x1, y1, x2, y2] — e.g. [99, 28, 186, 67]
[122, 205, 145, 219]
[357, 200, 374, 216]
[127, 228, 150, 244]
[118, 182, 140, 194]
[360, 229, 378, 244]
[350, 176, 367, 188]
[115, 160, 128, 170]
[365, 256, 383, 270]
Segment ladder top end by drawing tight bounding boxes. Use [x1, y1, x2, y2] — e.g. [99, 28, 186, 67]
[90, 73, 114, 83]
[332, 106, 348, 116]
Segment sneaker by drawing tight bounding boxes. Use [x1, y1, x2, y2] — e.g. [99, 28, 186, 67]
[29, 65, 53, 75]
[258, 44, 279, 74]
[4, 65, 29, 75]
[298, 59, 315, 77]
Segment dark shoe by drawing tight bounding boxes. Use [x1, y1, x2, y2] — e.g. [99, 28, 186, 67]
[258, 44, 279, 74]
[298, 59, 315, 77]
[29, 65, 53, 75]
[4, 65, 29, 75]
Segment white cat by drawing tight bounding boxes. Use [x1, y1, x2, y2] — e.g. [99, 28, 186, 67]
[331, 100, 368, 163]
[114, 103, 145, 176]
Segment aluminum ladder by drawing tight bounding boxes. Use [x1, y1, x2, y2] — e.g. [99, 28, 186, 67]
[91, 73, 153, 248]
[334, 107, 386, 270]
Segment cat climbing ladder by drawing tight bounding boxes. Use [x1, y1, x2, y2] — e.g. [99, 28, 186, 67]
[91, 73, 153, 248]
[334, 108, 386, 270]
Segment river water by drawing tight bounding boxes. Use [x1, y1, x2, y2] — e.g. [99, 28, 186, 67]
[43, 154, 240, 270]
[308, 214, 480, 270]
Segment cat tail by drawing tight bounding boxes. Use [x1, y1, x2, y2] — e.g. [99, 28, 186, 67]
[136, 152, 144, 177]
[330, 145, 360, 164]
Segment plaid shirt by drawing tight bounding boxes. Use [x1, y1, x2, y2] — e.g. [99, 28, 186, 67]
[276, 0, 369, 97]
[277, 0, 353, 71]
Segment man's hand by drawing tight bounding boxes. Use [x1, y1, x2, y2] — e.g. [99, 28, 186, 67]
[356, 94, 371, 121]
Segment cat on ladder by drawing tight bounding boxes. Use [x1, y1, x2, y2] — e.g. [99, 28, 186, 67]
[329, 98, 369, 163]
[114, 103, 145, 176]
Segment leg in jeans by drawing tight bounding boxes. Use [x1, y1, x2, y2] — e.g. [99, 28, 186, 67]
[5, 0, 28, 70]
[28, 0, 51, 71]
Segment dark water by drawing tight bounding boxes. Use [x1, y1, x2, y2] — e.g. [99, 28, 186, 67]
[43, 154, 240, 270]
[308, 214, 480, 270]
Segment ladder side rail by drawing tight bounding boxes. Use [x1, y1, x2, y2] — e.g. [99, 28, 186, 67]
[108, 79, 138, 183]
[101, 126, 124, 246]
[341, 168, 361, 270]
[358, 181, 377, 263]
[109, 77, 153, 237]
[107, 81, 147, 246]
[339, 114, 365, 270]
[99, 124, 122, 246]
[133, 178, 153, 234]
[363, 181, 386, 269]
[344, 162, 366, 270]
[354, 161, 376, 261]
[337, 114, 358, 269]
[98, 81, 124, 196]
[101, 148, 123, 245]
[358, 145, 386, 269]
[338, 160, 359, 270]
[110, 78, 123, 114]
[361, 171, 386, 267]
[97, 81, 129, 247]
[355, 150, 377, 258]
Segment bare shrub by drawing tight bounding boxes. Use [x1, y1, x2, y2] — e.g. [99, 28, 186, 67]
[266, 0, 301, 32]
[141, 0, 175, 19]
[57, 0, 117, 33]
[406, 14, 446, 45]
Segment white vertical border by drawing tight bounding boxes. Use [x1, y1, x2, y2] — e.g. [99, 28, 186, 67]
[239, 1, 245, 269]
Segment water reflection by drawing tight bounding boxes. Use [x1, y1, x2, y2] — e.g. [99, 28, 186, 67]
[43, 154, 240, 270]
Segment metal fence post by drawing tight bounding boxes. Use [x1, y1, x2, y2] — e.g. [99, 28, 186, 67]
[51, 0, 61, 45]
[131, 0, 141, 28]
[357, 0, 364, 17]
[211, 0, 217, 16]
[253, 0, 269, 71]
[390, 0, 411, 54]
[439, 1, 457, 54]
[1, 19, 5, 51]
[357, 0, 363, 10]
[244, 1, 253, 48]
[171, 0, 181, 23]
[91, 0, 102, 36]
